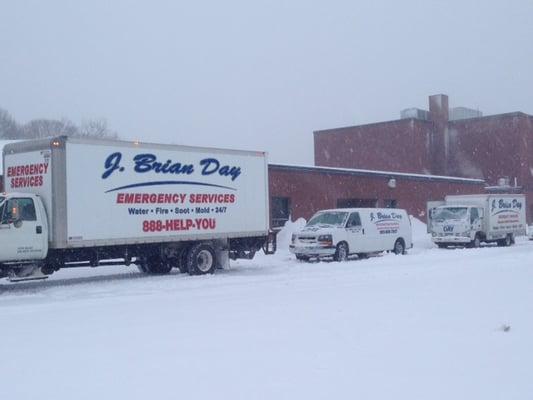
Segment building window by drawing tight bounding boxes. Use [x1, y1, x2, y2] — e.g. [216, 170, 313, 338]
[337, 198, 378, 208]
[271, 197, 291, 228]
[384, 199, 398, 208]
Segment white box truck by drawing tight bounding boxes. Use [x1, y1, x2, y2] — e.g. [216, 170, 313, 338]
[427, 194, 526, 248]
[1, 136, 274, 281]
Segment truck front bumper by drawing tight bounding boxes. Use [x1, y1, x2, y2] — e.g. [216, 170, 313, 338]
[432, 236, 471, 244]
[289, 244, 336, 257]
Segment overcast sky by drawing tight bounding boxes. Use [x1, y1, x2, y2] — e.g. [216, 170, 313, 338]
[1, 0, 532, 164]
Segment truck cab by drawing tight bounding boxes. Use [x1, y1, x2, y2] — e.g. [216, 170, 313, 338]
[0, 192, 48, 263]
[428, 205, 484, 247]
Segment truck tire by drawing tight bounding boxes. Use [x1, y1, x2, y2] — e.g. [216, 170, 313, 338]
[177, 246, 190, 273]
[187, 243, 217, 275]
[333, 242, 348, 262]
[139, 254, 172, 275]
[393, 238, 405, 255]
[469, 235, 481, 249]
[497, 234, 512, 247]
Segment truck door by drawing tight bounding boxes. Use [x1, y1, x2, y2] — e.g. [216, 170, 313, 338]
[0, 197, 47, 262]
[470, 207, 482, 235]
[345, 212, 366, 252]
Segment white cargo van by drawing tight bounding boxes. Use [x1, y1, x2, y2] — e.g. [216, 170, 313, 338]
[428, 194, 526, 248]
[289, 208, 412, 261]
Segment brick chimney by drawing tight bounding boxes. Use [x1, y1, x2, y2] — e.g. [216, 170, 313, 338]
[428, 94, 449, 175]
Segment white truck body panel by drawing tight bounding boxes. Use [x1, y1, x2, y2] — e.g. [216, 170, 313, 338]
[3, 137, 269, 249]
[289, 208, 412, 258]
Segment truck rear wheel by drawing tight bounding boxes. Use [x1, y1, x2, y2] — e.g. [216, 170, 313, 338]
[187, 243, 217, 275]
[139, 254, 173, 274]
[177, 246, 190, 273]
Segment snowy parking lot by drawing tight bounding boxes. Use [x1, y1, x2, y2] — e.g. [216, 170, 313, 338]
[1, 223, 532, 400]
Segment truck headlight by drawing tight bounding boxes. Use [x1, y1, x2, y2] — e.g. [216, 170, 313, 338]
[317, 234, 333, 246]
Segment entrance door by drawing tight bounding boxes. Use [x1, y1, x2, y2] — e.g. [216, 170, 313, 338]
[0, 197, 46, 262]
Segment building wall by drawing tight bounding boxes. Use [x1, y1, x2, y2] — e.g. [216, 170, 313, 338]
[447, 113, 532, 185]
[269, 166, 485, 225]
[314, 119, 433, 174]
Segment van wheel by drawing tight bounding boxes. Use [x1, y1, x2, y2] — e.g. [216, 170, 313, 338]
[393, 239, 405, 255]
[333, 242, 348, 262]
[187, 243, 217, 275]
[295, 254, 310, 262]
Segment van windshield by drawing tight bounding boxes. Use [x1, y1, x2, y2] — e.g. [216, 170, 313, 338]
[307, 211, 348, 227]
[433, 207, 468, 221]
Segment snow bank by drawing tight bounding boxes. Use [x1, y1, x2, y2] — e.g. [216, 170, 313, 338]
[410, 215, 434, 251]
[275, 217, 306, 252]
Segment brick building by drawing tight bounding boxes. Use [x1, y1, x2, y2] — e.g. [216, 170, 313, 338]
[311, 94, 533, 222]
[268, 164, 484, 228]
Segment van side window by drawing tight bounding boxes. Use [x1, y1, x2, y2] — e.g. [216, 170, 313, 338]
[6, 198, 37, 222]
[346, 212, 361, 228]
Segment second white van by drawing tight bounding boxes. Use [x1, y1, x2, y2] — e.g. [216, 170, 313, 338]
[289, 208, 413, 261]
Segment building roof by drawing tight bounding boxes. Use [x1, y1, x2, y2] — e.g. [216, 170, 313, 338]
[269, 163, 485, 185]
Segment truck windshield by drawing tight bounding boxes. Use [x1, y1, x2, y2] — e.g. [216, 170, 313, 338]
[433, 207, 468, 221]
[307, 211, 348, 227]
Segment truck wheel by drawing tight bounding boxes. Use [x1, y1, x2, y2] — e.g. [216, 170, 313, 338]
[333, 242, 348, 262]
[469, 235, 481, 249]
[393, 239, 405, 255]
[177, 246, 190, 273]
[187, 243, 217, 275]
[505, 234, 513, 246]
[146, 255, 173, 274]
[295, 254, 310, 262]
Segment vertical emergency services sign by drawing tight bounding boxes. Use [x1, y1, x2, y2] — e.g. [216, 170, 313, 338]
[4, 149, 53, 217]
[65, 142, 268, 242]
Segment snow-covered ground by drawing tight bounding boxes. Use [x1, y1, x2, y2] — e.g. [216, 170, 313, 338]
[1, 220, 532, 399]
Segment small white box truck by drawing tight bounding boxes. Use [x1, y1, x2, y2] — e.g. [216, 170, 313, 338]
[427, 194, 526, 248]
[0, 136, 274, 281]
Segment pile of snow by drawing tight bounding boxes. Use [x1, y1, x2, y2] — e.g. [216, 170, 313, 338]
[410, 215, 434, 251]
[275, 217, 306, 252]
